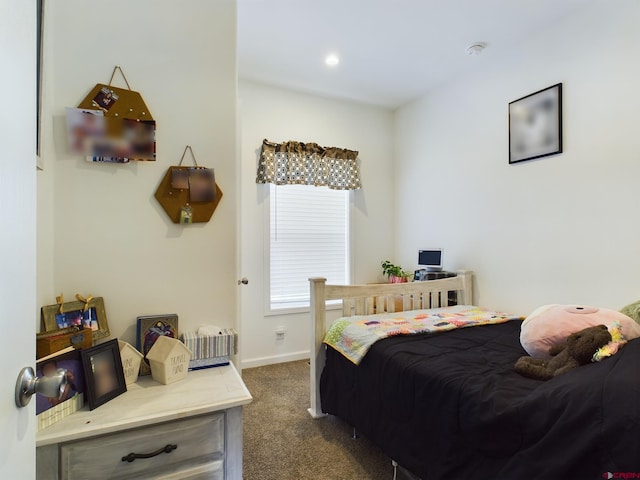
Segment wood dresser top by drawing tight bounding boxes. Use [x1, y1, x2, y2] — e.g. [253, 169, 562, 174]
[36, 364, 252, 447]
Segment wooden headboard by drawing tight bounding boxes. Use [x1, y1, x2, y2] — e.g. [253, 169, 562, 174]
[308, 270, 474, 418]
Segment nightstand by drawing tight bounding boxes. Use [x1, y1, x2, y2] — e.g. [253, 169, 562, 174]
[36, 364, 252, 480]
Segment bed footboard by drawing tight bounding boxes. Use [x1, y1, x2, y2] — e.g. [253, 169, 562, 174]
[308, 270, 473, 418]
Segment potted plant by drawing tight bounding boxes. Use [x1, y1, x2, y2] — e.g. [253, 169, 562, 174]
[381, 260, 411, 283]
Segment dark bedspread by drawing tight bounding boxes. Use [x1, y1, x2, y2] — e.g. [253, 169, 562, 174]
[320, 320, 640, 480]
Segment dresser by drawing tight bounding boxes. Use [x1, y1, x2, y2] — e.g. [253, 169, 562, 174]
[36, 364, 252, 480]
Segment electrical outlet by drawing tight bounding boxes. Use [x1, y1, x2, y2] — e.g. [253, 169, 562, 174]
[275, 326, 286, 338]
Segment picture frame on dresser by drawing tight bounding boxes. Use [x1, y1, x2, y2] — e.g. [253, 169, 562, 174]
[136, 314, 179, 376]
[41, 296, 110, 342]
[509, 83, 562, 164]
[80, 339, 127, 410]
[36, 348, 86, 430]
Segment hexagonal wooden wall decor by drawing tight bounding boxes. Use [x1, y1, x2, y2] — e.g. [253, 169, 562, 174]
[77, 68, 156, 162]
[154, 167, 223, 224]
[78, 83, 153, 123]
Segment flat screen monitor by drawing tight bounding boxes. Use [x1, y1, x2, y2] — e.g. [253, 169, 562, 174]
[418, 249, 443, 272]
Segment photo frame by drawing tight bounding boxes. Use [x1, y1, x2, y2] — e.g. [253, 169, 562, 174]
[136, 314, 179, 376]
[189, 168, 217, 202]
[80, 339, 127, 410]
[35, 348, 85, 416]
[509, 83, 562, 164]
[41, 296, 110, 342]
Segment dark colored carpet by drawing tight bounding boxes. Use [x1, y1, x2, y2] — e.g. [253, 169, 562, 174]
[242, 360, 412, 480]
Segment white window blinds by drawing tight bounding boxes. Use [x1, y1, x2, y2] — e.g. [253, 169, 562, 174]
[269, 184, 350, 309]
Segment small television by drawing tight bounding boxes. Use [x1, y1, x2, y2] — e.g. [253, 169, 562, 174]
[418, 249, 443, 272]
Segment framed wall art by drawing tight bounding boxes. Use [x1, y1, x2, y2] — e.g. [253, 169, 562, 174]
[80, 339, 127, 410]
[41, 296, 110, 342]
[509, 83, 562, 164]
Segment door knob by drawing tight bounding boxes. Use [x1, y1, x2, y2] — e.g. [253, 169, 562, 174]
[15, 366, 67, 408]
[237, 278, 249, 285]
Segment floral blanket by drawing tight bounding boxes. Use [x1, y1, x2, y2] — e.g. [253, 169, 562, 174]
[324, 305, 518, 364]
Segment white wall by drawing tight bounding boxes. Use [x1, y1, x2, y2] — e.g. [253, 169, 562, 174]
[394, 0, 640, 314]
[1, 0, 37, 476]
[239, 80, 394, 368]
[37, 0, 237, 345]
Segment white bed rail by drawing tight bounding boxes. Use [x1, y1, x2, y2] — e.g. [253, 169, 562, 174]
[308, 270, 473, 418]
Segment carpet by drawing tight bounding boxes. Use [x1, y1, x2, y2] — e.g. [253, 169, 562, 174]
[242, 360, 417, 480]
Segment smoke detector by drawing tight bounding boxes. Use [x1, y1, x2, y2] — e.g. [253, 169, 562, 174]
[465, 43, 486, 56]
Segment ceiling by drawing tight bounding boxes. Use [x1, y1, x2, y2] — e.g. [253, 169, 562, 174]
[238, 0, 596, 109]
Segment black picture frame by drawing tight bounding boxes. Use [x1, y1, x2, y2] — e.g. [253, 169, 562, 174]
[81, 339, 127, 410]
[509, 83, 562, 164]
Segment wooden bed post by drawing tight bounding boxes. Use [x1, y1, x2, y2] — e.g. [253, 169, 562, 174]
[457, 270, 473, 305]
[308, 277, 327, 418]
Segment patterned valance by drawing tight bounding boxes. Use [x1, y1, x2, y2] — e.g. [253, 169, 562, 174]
[255, 139, 361, 190]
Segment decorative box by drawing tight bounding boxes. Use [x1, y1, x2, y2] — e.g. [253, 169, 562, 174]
[37, 393, 84, 431]
[36, 327, 93, 359]
[180, 328, 237, 370]
[118, 340, 144, 385]
[146, 336, 192, 385]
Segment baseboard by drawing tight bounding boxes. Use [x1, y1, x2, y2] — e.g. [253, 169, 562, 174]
[241, 350, 310, 369]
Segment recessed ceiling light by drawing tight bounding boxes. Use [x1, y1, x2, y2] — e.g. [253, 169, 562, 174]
[465, 43, 486, 56]
[325, 54, 340, 67]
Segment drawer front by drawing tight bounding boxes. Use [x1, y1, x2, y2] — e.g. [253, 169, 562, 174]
[151, 460, 224, 480]
[60, 413, 224, 480]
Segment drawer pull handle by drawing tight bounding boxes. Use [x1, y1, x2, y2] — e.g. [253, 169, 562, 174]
[121, 444, 177, 463]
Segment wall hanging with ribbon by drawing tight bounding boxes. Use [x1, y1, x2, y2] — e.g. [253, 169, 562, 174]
[154, 145, 223, 224]
[65, 65, 156, 163]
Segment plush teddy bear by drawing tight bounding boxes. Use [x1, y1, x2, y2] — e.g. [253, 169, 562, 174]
[514, 325, 611, 380]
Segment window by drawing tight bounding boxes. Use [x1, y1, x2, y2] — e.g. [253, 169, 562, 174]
[269, 184, 350, 310]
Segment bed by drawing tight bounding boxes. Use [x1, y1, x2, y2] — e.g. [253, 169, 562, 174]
[309, 271, 640, 479]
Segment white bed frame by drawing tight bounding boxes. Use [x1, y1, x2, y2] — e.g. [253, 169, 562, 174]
[308, 270, 474, 418]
